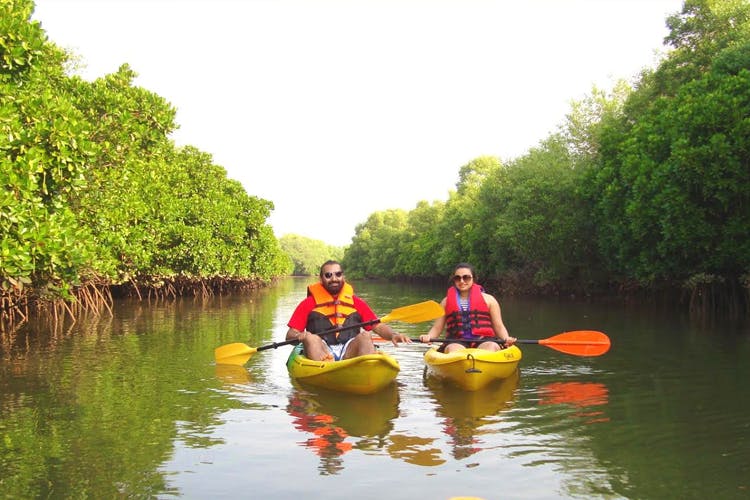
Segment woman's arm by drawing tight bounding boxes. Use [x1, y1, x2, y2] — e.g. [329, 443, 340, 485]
[484, 293, 516, 345]
[419, 298, 447, 342]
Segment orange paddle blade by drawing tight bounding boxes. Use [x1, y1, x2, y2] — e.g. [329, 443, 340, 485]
[536, 330, 611, 356]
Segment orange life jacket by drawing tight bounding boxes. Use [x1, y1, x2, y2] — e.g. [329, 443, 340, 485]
[444, 284, 494, 338]
[306, 282, 362, 344]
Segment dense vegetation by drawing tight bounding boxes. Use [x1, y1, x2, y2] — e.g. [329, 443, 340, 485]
[343, 0, 750, 314]
[3, 0, 749, 321]
[278, 235, 344, 276]
[1, 0, 292, 322]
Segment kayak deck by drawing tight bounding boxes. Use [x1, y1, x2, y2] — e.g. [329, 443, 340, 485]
[286, 344, 400, 395]
[424, 345, 522, 391]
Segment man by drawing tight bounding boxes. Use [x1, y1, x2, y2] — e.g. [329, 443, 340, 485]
[286, 260, 410, 361]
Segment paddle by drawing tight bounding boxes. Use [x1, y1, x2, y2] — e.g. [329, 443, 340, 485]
[515, 330, 610, 356]
[373, 330, 611, 357]
[214, 300, 445, 365]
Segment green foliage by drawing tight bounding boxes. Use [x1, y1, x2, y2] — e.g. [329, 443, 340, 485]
[341, 0, 750, 306]
[1, 0, 291, 308]
[590, 1, 750, 285]
[393, 200, 445, 278]
[59, 65, 178, 280]
[279, 234, 342, 276]
[341, 145, 608, 291]
[1, 0, 65, 83]
[638, 0, 750, 108]
[477, 137, 599, 288]
[1, 0, 96, 298]
[5, 0, 748, 307]
[344, 209, 409, 278]
[563, 81, 631, 160]
[434, 156, 503, 273]
[594, 64, 750, 282]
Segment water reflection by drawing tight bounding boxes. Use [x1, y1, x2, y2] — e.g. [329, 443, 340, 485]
[426, 369, 520, 460]
[285, 383, 400, 475]
[384, 433, 446, 467]
[538, 381, 610, 424]
[6, 279, 748, 498]
[282, 359, 536, 471]
[214, 363, 252, 386]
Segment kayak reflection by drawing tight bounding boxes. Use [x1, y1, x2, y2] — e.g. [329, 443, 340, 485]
[286, 382, 400, 475]
[426, 369, 520, 460]
[385, 433, 446, 467]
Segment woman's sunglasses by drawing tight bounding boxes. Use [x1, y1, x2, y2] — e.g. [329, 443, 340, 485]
[323, 271, 344, 279]
[452, 274, 473, 283]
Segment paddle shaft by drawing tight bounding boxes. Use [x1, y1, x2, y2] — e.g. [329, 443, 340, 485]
[259, 317, 383, 352]
[215, 299, 444, 364]
[433, 338, 601, 346]
[394, 337, 510, 344]
[437, 336, 610, 356]
[373, 329, 611, 357]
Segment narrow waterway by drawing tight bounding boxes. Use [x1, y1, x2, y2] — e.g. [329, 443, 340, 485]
[1, 277, 748, 499]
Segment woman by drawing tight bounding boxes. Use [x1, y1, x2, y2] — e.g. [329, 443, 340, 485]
[419, 263, 516, 352]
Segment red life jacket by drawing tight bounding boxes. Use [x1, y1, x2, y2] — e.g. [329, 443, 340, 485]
[444, 284, 494, 338]
[306, 282, 362, 344]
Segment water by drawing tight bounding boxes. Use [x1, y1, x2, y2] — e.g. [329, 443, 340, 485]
[1, 277, 748, 499]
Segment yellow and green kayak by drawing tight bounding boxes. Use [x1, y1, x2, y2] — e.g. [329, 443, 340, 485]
[424, 345, 522, 391]
[286, 344, 400, 395]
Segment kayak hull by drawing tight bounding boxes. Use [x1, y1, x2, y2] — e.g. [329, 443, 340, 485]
[424, 345, 522, 391]
[286, 344, 400, 395]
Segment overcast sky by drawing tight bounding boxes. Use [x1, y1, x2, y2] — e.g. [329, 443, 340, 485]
[32, 0, 685, 246]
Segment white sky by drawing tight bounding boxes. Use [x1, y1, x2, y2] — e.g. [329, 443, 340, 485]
[32, 0, 684, 246]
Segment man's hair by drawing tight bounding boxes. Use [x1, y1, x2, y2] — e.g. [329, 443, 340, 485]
[319, 260, 343, 277]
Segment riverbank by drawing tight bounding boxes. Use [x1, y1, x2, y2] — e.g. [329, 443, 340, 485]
[0, 276, 274, 330]
[3, 270, 747, 336]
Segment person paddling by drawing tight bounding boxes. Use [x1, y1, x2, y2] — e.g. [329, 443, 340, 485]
[286, 260, 410, 361]
[419, 263, 516, 352]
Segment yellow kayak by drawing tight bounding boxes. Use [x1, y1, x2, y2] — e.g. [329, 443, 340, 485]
[424, 345, 522, 391]
[286, 344, 400, 395]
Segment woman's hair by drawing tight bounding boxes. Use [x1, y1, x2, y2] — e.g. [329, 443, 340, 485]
[449, 262, 477, 283]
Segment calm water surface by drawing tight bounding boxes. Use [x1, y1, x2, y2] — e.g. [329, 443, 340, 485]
[1, 277, 748, 499]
